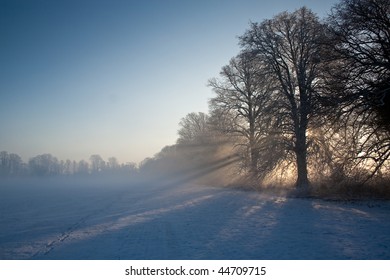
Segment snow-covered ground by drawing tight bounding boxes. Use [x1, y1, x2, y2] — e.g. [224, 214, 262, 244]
[1, 177, 389, 260]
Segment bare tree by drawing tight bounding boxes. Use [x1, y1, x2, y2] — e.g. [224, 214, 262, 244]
[327, 0, 390, 179]
[208, 52, 280, 176]
[0, 151, 23, 176]
[63, 159, 73, 175]
[0, 151, 10, 176]
[107, 156, 119, 171]
[328, 0, 390, 124]
[240, 7, 326, 189]
[29, 154, 60, 176]
[77, 160, 90, 175]
[90, 154, 105, 174]
[177, 112, 210, 144]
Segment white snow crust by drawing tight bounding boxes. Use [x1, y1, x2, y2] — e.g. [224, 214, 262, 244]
[1, 178, 389, 259]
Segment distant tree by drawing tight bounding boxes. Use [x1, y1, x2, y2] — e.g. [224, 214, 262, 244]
[77, 160, 90, 175]
[89, 154, 105, 174]
[29, 154, 60, 176]
[72, 160, 78, 174]
[0, 151, 10, 176]
[177, 112, 210, 144]
[138, 157, 155, 174]
[240, 7, 327, 189]
[0, 151, 23, 176]
[64, 159, 73, 175]
[107, 157, 119, 171]
[8, 153, 23, 175]
[121, 162, 138, 174]
[59, 160, 65, 175]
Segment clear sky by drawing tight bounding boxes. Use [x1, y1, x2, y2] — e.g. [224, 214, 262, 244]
[0, 0, 339, 164]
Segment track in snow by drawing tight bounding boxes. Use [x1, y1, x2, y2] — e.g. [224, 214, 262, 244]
[1, 178, 390, 259]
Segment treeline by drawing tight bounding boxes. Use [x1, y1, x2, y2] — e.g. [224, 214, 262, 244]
[0, 151, 137, 177]
[143, 0, 390, 196]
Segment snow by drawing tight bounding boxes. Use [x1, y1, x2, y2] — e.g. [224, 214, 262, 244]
[1, 177, 390, 260]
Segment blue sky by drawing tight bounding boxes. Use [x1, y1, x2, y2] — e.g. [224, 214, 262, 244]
[0, 0, 338, 163]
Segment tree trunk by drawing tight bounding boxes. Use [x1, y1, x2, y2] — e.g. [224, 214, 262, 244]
[250, 144, 258, 174]
[295, 127, 309, 190]
[249, 106, 258, 174]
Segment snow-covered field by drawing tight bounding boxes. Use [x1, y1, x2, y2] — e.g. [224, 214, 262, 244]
[1, 177, 389, 260]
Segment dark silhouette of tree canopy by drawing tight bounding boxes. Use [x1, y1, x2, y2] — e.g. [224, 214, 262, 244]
[327, 0, 390, 179]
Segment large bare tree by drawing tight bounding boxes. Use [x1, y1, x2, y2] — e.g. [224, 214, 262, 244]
[208, 52, 279, 176]
[328, 0, 390, 124]
[327, 0, 390, 178]
[240, 7, 326, 189]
